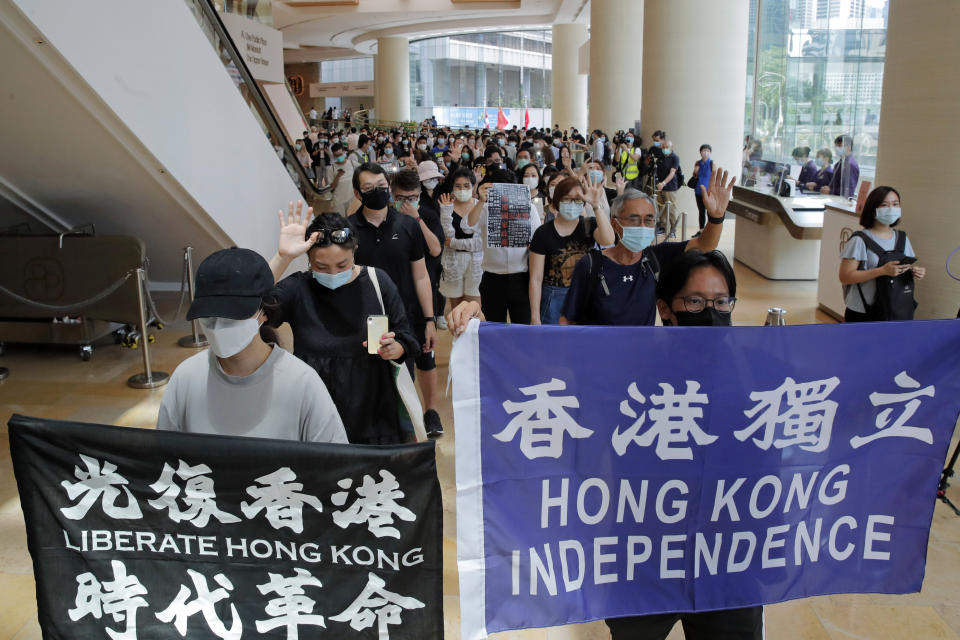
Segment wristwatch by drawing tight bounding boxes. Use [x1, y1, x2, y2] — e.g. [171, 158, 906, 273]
[424, 317, 436, 324]
[707, 214, 725, 224]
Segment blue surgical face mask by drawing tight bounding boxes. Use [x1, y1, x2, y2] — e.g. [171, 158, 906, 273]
[619, 226, 655, 252]
[835, 146, 845, 158]
[313, 267, 353, 290]
[557, 202, 583, 220]
[625, 137, 634, 144]
[335, 154, 346, 163]
[815, 157, 827, 168]
[662, 148, 672, 156]
[653, 141, 661, 148]
[875, 206, 901, 225]
[384, 148, 393, 155]
[516, 158, 530, 169]
[588, 169, 604, 184]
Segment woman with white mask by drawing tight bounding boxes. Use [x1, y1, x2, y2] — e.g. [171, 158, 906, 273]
[518, 162, 547, 224]
[839, 186, 925, 322]
[529, 177, 615, 324]
[265, 207, 420, 443]
[157, 248, 347, 444]
[437, 168, 484, 312]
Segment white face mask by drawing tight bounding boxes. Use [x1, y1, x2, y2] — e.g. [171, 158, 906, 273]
[875, 206, 902, 225]
[423, 178, 440, 190]
[453, 188, 474, 203]
[199, 316, 261, 359]
[523, 176, 539, 191]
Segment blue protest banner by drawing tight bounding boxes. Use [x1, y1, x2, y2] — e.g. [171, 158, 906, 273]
[452, 320, 960, 639]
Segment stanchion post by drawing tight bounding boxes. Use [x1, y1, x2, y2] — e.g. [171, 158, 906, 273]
[178, 247, 208, 348]
[681, 211, 687, 241]
[763, 307, 787, 326]
[127, 268, 169, 389]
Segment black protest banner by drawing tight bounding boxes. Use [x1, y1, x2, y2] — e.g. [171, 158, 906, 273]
[9, 414, 442, 639]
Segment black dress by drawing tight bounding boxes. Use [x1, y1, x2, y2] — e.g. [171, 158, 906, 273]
[268, 268, 420, 444]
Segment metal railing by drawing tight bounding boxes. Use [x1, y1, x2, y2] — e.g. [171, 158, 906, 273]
[185, 0, 325, 209]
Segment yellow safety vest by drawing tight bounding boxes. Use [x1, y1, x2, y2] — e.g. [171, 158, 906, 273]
[620, 149, 639, 180]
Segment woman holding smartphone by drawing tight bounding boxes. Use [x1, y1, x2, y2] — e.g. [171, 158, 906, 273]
[267, 204, 420, 443]
[838, 186, 926, 322]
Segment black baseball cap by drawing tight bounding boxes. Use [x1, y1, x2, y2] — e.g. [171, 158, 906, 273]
[186, 248, 274, 321]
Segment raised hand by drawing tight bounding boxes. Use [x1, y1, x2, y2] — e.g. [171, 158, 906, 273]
[583, 178, 604, 206]
[615, 175, 627, 196]
[438, 192, 454, 207]
[276, 200, 317, 259]
[701, 167, 737, 219]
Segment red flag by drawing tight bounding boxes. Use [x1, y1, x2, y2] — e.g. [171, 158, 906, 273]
[497, 107, 509, 130]
[524, 108, 530, 129]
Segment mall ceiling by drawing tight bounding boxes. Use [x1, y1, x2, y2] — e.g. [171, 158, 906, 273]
[277, 0, 589, 61]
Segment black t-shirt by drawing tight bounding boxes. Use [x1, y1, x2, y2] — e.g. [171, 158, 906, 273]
[348, 208, 426, 319]
[530, 218, 597, 288]
[561, 241, 688, 326]
[417, 192, 445, 284]
[659, 153, 681, 191]
[267, 268, 419, 443]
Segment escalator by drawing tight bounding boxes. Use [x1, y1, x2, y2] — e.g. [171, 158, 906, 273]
[0, 0, 325, 284]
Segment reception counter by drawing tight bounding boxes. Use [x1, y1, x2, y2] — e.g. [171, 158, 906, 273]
[727, 186, 847, 280]
[816, 201, 860, 321]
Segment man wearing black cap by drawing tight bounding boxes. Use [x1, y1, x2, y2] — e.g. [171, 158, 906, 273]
[157, 247, 347, 443]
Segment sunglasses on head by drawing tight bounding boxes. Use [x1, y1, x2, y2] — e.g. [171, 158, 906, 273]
[309, 227, 352, 248]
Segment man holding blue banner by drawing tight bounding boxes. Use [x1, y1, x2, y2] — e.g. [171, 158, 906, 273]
[602, 250, 762, 638]
[451, 265, 960, 639]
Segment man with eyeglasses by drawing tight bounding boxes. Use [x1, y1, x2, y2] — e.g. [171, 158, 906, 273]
[391, 168, 446, 437]
[348, 163, 438, 380]
[605, 249, 761, 640]
[559, 167, 735, 326]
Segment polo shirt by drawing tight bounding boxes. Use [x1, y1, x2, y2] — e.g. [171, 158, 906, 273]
[348, 208, 426, 319]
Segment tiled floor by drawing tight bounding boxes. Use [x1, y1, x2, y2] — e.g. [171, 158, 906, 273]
[1, 220, 958, 639]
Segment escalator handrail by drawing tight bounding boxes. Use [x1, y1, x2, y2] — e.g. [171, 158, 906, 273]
[191, 0, 324, 201]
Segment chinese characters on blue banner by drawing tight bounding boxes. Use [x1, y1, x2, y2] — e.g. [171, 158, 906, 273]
[453, 320, 960, 639]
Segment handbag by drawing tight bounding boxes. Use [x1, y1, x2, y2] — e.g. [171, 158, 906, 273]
[367, 266, 428, 442]
[686, 161, 699, 189]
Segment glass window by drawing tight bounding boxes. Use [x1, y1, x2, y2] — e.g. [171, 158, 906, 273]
[744, 0, 889, 183]
[408, 30, 553, 128]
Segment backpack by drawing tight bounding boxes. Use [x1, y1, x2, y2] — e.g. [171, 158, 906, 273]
[852, 230, 917, 321]
[576, 247, 660, 325]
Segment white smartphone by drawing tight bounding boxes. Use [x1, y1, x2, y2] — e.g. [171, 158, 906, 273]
[367, 315, 389, 355]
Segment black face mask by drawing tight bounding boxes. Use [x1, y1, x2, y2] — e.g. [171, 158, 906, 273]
[361, 186, 391, 210]
[670, 309, 733, 327]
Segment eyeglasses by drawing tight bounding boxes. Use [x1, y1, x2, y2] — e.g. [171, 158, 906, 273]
[676, 295, 737, 314]
[559, 199, 585, 207]
[310, 227, 353, 247]
[394, 195, 419, 205]
[617, 215, 657, 228]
